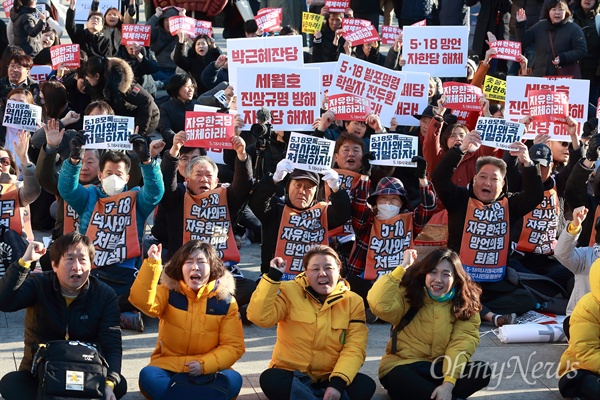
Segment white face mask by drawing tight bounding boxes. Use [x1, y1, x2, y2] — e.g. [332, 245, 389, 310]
[102, 174, 126, 196]
[376, 203, 400, 220]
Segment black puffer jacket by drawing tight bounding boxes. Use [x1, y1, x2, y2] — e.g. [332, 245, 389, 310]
[0, 262, 123, 385]
[66, 8, 112, 57]
[10, 5, 45, 56]
[571, 2, 600, 80]
[174, 42, 221, 93]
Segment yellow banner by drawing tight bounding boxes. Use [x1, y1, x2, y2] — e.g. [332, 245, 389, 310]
[483, 75, 506, 102]
[302, 12, 324, 34]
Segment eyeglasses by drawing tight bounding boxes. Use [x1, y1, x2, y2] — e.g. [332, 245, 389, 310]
[0, 157, 10, 166]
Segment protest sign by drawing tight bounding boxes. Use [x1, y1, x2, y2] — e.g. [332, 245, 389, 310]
[227, 35, 303, 89]
[326, 0, 350, 12]
[475, 117, 524, 151]
[3, 0, 13, 18]
[342, 18, 371, 34]
[237, 66, 320, 131]
[506, 76, 588, 140]
[393, 71, 429, 127]
[451, 110, 470, 125]
[313, 62, 336, 102]
[168, 15, 195, 36]
[2, 100, 42, 132]
[403, 26, 468, 77]
[369, 133, 418, 167]
[328, 93, 371, 120]
[50, 44, 80, 69]
[344, 25, 379, 46]
[381, 25, 402, 45]
[528, 90, 569, 123]
[412, 19, 427, 26]
[184, 112, 235, 149]
[489, 40, 522, 62]
[286, 132, 335, 173]
[30, 65, 52, 82]
[82, 115, 134, 150]
[330, 54, 405, 125]
[365, 213, 413, 280]
[195, 20, 212, 37]
[483, 75, 506, 102]
[121, 24, 151, 46]
[302, 12, 324, 34]
[443, 82, 482, 112]
[255, 7, 282, 33]
[74, 0, 119, 23]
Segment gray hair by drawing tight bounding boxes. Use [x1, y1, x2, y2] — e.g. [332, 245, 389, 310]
[186, 155, 218, 178]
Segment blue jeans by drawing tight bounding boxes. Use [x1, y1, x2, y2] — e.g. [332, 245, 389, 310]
[139, 366, 242, 400]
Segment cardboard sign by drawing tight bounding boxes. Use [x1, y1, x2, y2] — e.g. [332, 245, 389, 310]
[74, 0, 119, 23]
[121, 24, 151, 46]
[255, 7, 282, 33]
[168, 16, 196, 37]
[195, 20, 213, 37]
[184, 112, 235, 149]
[82, 115, 134, 150]
[286, 132, 335, 173]
[403, 26, 469, 77]
[381, 25, 402, 45]
[302, 12, 324, 34]
[30, 65, 52, 83]
[330, 54, 405, 125]
[3, 0, 13, 18]
[412, 19, 427, 26]
[2, 100, 42, 132]
[50, 44, 80, 69]
[443, 82, 483, 112]
[505, 76, 588, 140]
[475, 117, 524, 151]
[483, 75, 506, 102]
[344, 25, 380, 46]
[528, 90, 569, 124]
[490, 40, 522, 62]
[393, 71, 429, 127]
[325, 0, 350, 13]
[369, 133, 418, 167]
[328, 93, 371, 120]
[342, 18, 371, 34]
[227, 36, 303, 89]
[237, 66, 320, 131]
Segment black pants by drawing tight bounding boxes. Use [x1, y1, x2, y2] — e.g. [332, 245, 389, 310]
[91, 265, 137, 312]
[259, 368, 376, 400]
[381, 361, 491, 400]
[559, 369, 600, 399]
[0, 370, 127, 400]
[479, 278, 537, 317]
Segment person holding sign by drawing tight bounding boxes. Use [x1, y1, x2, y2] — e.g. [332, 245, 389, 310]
[367, 248, 491, 400]
[66, 0, 113, 57]
[247, 245, 376, 400]
[129, 242, 245, 400]
[311, 7, 347, 62]
[146, 6, 185, 87]
[432, 133, 544, 327]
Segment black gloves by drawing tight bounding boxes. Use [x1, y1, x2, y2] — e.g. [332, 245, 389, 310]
[586, 133, 600, 162]
[360, 151, 376, 176]
[129, 134, 151, 162]
[412, 156, 427, 179]
[69, 132, 87, 160]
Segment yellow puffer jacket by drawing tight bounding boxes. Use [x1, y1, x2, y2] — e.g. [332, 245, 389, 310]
[129, 258, 245, 374]
[246, 272, 368, 386]
[558, 258, 600, 377]
[367, 266, 480, 384]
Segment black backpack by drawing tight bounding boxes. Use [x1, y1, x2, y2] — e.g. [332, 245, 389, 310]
[0, 225, 28, 277]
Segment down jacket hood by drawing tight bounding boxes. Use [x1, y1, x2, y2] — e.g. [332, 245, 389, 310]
[159, 268, 236, 300]
[106, 57, 134, 95]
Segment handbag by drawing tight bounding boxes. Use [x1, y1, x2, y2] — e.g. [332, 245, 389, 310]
[547, 31, 581, 78]
[162, 372, 230, 400]
[32, 340, 108, 400]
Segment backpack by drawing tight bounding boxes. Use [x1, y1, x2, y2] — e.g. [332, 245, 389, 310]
[0, 225, 28, 277]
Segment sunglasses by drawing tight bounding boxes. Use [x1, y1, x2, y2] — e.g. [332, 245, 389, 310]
[0, 157, 10, 166]
[560, 142, 569, 147]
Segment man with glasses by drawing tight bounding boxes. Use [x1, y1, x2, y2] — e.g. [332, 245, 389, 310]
[0, 54, 39, 103]
[66, 0, 113, 57]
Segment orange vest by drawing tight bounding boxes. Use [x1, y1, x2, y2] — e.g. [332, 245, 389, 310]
[516, 188, 559, 255]
[275, 202, 329, 280]
[85, 191, 140, 267]
[460, 197, 510, 282]
[0, 183, 22, 235]
[325, 169, 362, 237]
[63, 202, 81, 235]
[364, 213, 413, 281]
[182, 187, 240, 263]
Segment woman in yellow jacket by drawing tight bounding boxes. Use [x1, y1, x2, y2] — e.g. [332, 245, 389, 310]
[129, 241, 245, 400]
[247, 245, 376, 400]
[367, 248, 490, 400]
[557, 258, 600, 399]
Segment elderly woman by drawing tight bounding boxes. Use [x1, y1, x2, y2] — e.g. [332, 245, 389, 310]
[247, 245, 376, 400]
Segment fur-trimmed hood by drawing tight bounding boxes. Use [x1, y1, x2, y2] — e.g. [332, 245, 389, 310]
[159, 268, 236, 300]
[106, 57, 134, 95]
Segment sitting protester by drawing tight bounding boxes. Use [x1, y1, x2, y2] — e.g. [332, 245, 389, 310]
[66, 0, 113, 57]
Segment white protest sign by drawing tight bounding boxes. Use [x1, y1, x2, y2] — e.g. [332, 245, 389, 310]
[227, 35, 303, 90]
[30, 65, 52, 82]
[393, 71, 429, 127]
[237, 66, 320, 131]
[403, 26, 468, 77]
[312, 62, 336, 104]
[193, 105, 221, 112]
[82, 115, 134, 150]
[330, 54, 405, 126]
[286, 132, 335, 173]
[74, 0, 119, 24]
[475, 117, 524, 151]
[506, 76, 588, 140]
[369, 133, 418, 167]
[2, 100, 42, 132]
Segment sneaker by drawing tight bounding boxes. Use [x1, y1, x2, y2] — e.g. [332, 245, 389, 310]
[120, 311, 145, 332]
[493, 313, 517, 328]
[365, 308, 378, 324]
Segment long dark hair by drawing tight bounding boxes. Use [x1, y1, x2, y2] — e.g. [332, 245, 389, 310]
[440, 123, 469, 152]
[40, 80, 68, 119]
[85, 56, 109, 91]
[164, 241, 226, 284]
[401, 248, 482, 320]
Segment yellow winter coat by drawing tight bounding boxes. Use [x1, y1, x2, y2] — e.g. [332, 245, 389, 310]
[367, 266, 480, 384]
[246, 272, 368, 386]
[558, 258, 600, 377]
[129, 258, 245, 374]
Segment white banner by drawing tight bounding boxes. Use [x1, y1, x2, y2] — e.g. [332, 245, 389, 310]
[74, 0, 119, 24]
[312, 62, 336, 105]
[2, 100, 42, 132]
[286, 132, 335, 173]
[369, 133, 418, 167]
[476, 117, 525, 151]
[82, 115, 134, 150]
[393, 71, 429, 127]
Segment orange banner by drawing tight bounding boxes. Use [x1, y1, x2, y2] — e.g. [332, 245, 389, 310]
[516, 188, 559, 255]
[0, 183, 23, 235]
[364, 213, 413, 280]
